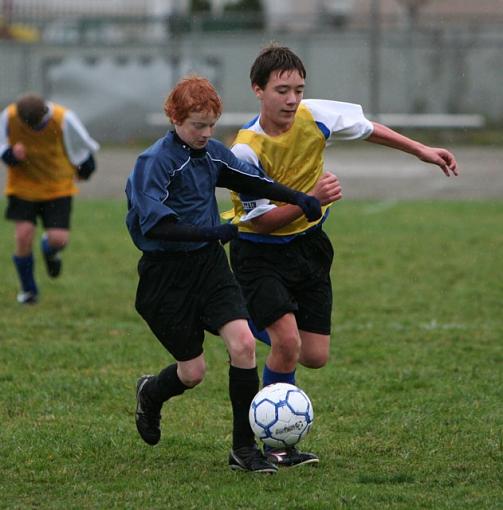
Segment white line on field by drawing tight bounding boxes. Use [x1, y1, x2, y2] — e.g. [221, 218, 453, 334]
[334, 320, 470, 332]
[362, 200, 398, 215]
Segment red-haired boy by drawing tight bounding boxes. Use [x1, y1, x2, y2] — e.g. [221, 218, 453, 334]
[126, 76, 322, 473]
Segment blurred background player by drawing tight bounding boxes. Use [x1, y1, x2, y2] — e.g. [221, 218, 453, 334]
[0, 93, 99, 304]
[228, 44, 458, 467]
[125, 75, 321, 473]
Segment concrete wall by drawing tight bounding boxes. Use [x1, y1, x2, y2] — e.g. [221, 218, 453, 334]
[1, 27, 501, 142]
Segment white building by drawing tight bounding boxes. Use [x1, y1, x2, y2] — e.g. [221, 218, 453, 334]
[262, 0, 354, 31]
[5, 0, 189, 18]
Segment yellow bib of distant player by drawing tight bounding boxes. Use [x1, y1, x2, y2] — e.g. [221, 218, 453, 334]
[5, 103, 78, 200]
[230, 104, 330, 236]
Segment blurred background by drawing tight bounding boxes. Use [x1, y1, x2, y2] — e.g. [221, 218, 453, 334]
[1, 0, 502, 143]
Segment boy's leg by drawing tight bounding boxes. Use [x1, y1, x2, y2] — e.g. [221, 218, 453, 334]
[247, 319, 271, 345]
[260, 315, 320, 467]
[135, 359, 197, 446]
[298, 330, 330, 369]
[12, 220, 38, 303]
[229, 364, 260, 447]
[219, 320, 277, 473]
[134, 251, 208, 445]
[262, 312, 300, 386]
[219, 319, 258, 448]
[40, 197, 72, 278]
[41, 228, 69, 278]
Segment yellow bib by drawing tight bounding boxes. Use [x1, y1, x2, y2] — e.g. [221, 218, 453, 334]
[5, 103, 78, 200]
[229, 104, 330, 236]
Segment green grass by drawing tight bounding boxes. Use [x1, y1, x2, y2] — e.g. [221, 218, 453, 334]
[0, 199, 502, 509]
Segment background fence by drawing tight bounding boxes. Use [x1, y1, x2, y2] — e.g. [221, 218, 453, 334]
[1, 2, 502, 142]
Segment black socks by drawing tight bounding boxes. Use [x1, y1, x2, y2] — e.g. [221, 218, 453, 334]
[229, 365, 260, 450]
[150, 363, 189, 405]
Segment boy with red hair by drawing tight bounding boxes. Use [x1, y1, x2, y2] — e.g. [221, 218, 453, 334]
[126, 76, 322, 473]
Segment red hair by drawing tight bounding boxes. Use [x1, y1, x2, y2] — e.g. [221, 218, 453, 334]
[164, 75, 222, 124]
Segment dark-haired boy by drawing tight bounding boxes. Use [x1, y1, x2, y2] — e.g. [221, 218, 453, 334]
[228, 44, 458, 467]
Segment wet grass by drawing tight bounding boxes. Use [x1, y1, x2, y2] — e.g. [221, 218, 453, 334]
[0, 199, 502, 509]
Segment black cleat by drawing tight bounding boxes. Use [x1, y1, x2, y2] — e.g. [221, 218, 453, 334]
[266, 446, 319, 468]
[45, 253, 61, 278]
[135, 375, 162, 446]
[41, 235, 62, 278]
[229, 445, 278, 474]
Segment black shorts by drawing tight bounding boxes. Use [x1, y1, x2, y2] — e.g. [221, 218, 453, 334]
[135, 242, 249, 362]
[229, 228, 334, 335]
[5, 195, 72, 229]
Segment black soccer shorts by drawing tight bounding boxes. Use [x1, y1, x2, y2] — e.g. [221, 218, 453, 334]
[135, 242, 250, 362]
[5, 195, 72, 229]
[229, 228, 334, 335]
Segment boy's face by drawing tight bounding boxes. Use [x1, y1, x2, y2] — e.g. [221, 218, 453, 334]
[253, 69, 305, 130]
[174, 110, 218, 149]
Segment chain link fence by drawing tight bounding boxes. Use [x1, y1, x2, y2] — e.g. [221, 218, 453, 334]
[1, 1, 502, 141]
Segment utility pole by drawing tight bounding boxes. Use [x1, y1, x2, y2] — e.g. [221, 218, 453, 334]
[396, 0, 429, 112]
[369, 0, 381, 119]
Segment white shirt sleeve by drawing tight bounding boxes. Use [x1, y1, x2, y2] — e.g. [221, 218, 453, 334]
[62, 109, 100, 166]
[231, 143, 260, 167]
[231, 143, 277, 221]
[303, 99, 374, 141]
[0, 108, 9, 156]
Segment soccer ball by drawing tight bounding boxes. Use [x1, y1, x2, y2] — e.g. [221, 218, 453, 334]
[249, 383, 314, 448]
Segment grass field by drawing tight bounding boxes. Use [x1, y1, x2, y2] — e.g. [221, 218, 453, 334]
[1, 198, 502, 509]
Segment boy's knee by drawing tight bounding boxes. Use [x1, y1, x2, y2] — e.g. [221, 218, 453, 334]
[179, 364, 206, 388]
[47, 231, 69, 249]
[228, 333, 255, 363]
[272, 334, 301, 364]
[300, 352, 330, 369]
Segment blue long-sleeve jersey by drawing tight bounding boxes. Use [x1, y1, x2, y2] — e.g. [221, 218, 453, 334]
[126, 131, 270, 252]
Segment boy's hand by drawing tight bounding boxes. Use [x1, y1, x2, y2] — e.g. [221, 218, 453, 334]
[12, 143, 27, 161]
[417, 147, 458, 177]
[214, 224, 238, 244]
[311, 172, 343, 205]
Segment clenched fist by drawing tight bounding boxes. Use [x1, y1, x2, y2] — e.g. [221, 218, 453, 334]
[310, 172, 342, 205]
[12, 142, 27, 161]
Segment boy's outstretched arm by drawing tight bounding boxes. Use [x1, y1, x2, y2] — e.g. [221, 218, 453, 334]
[367, 122, 458, 177]
[239, 172, 341, 235]
[217, 166, 322, 222]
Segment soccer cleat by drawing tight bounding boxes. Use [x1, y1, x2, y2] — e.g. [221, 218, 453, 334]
[41, 235, 62, 278]
[229, 445, 278, 474]
[265, 446, 319, 468]
[135, 375, 162, 446]
[17, 291, 38, 305]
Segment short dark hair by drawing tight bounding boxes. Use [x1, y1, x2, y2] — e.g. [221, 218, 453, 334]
[16, 93, 48, 128]
[250, 44, 306, 89]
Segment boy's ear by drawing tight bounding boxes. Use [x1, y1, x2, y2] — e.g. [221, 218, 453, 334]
[252, 83, 263, 99]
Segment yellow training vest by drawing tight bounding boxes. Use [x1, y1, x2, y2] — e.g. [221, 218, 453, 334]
[5, 103, 78, 200]
[229, 104, 330, 236]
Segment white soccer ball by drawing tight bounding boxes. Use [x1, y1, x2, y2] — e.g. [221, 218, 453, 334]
[249, 383, 314, 448]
